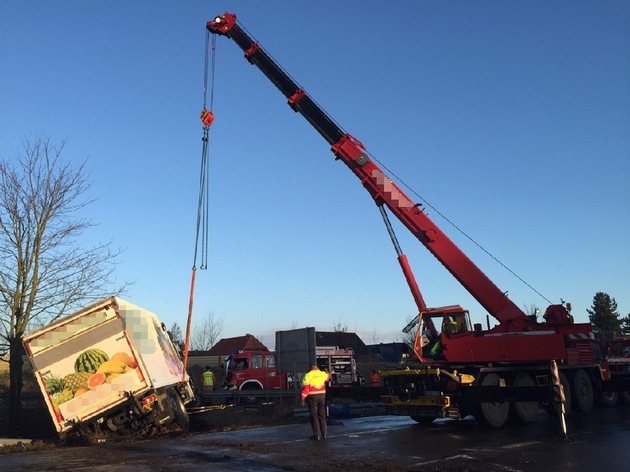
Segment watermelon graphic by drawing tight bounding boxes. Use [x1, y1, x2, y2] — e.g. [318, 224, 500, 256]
[74, 349, 109, 374]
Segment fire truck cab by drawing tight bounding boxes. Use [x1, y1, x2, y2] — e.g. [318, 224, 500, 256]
[224, 350, 288, 392]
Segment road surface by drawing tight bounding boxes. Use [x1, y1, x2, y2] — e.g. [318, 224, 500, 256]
[1, 405, 629, 471]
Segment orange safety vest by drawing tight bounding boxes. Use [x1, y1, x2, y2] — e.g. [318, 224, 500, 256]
[301, 367, 328, 401]
[369, 372, 381, 386]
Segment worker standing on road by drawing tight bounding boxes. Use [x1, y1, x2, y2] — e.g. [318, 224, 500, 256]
[369, 370, 381, 387]
[301, 362, 329, 440]
[202, 365, 216, 392]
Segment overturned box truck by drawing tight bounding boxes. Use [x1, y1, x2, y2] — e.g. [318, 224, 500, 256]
[23, 296, 194, 437]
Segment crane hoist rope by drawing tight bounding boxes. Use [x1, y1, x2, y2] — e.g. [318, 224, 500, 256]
[183, 30, 217, 377]
[194, 31, 217, 271]
[370, 153, 553, 305]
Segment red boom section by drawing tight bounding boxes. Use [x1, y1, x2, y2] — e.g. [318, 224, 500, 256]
[208, 13, 528, 325]
[331, 136, 526, 324]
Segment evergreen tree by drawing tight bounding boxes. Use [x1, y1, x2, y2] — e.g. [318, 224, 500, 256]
[619, 314, 630, 336]
[587, 292, 621, 345]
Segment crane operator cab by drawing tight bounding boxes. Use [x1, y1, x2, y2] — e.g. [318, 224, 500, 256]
[410, 305, 472, 362]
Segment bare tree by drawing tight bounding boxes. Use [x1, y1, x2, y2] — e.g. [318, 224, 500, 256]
[0, 136, 127, 437]
[191, 311, 225, 351]
[169, 321, 184, 350]
[333, 316, 348, 333]
[369, 327, 380, 345]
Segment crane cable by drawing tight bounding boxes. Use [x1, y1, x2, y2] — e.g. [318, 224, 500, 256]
[370, 153, 553, 305]
[183, 30, 217, 378]
[195, 31, 217, 271]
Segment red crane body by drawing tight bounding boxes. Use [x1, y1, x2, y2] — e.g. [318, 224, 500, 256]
[207, 13, 595, 367]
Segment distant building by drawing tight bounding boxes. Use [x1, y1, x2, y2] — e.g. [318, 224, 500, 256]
[365, 342, 409, 363]
[315, 331, 368, 358]
[187, 334, 268, 371]
[208, 334, 269, 356]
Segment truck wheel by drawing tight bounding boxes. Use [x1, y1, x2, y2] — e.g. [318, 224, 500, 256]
[170, 393, 189, 430]
[510, 372, 538, 423]
[571, 369, 593, 413]
[599, 391, 619, 407]
[475, 373, 509, 428]
[544, 371, 572, 416]
[241, 383, 261, 404]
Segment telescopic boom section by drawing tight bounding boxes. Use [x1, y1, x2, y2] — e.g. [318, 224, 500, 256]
[208, 13, 528, 324]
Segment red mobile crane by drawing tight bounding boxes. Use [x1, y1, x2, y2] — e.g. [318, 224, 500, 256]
[207, 13, 613, 427]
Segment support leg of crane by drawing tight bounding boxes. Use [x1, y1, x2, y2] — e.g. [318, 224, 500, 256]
[551, 360, 570, 442]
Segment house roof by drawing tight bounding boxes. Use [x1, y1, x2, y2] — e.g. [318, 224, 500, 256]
[207, 334, 269, 356]
[315, 331, 367, 356]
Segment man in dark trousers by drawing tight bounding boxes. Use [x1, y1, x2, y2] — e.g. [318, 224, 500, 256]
[301, 362, 329, 440]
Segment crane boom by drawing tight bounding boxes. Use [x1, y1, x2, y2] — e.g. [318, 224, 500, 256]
[208, 13, 528, 324]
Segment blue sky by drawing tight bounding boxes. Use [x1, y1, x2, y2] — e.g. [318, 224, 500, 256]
[2, 1, 629, 349]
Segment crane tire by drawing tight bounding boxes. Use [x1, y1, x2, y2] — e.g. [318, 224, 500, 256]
[510, 372, 538, 423]
[571, 369, 594, 413]
[599, 391, 619, 408]
[475, 373, 509, 428]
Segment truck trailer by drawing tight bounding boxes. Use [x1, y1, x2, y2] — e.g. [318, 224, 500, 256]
[23, 296, 194, 437]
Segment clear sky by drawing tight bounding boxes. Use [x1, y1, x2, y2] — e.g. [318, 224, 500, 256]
[2, 1, 629, 350]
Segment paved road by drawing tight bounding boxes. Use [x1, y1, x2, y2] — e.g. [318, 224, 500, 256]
[1, 406, 629, 471]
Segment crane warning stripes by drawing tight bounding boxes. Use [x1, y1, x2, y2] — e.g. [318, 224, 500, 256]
[551, 360, 568, 440]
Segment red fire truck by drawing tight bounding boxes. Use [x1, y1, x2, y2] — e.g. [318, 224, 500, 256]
[224, 347, 356, 394]
[224, 350, 288, 393]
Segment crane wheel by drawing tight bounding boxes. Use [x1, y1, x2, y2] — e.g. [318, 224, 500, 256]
[571, 369, 594, 413]
[599, 391, 619, 408]
[510, 372, 538, 423]
[475, 373, 509, 428]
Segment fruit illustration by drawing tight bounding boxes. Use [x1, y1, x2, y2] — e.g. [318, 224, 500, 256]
[96, 360, 127, 375]
[52, 389, 74, 407]
[74, 349, 109, 374]
[111, 352, 130, 364]
[88, 372, 107, 389]
[63, 372, 91, 394]
[74, 388, 89, 397]
[44, 375, 65, 395]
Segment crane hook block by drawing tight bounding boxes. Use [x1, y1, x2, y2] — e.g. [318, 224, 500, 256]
[200, 109, 215, 128]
